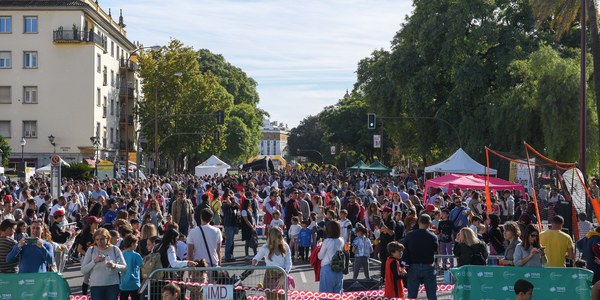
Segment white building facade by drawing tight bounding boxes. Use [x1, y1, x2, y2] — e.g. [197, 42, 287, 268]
[0, 0, 140, 171]
[252, 119, 289, 168]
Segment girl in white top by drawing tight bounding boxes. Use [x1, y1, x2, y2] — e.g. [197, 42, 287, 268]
[253, 227, 291, 300]
[158, 228, 197, 269]
[318, 220, 345, 294]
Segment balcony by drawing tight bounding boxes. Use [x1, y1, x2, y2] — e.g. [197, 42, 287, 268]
[53, 29, 107, 51]
[119, 86, 135, 98]
[119, 58, 138, 71]
[120, 114, 134, 124]
[119, 141, 134, 151]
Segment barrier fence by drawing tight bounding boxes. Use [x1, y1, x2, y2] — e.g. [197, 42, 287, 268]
[451, 265, 593, 299]
[144, 265, 289, 300]
[0, 272, 70, 299]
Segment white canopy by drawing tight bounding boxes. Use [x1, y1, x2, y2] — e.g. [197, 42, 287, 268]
[424, 148, 497, 175]
[195, 155, 230, 177]
[36, 159, 71, 174]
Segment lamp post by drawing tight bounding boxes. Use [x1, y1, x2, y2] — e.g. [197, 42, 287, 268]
[20, 137, 26, 179]
[124, 45, 160, 180]
[90, 136, 100, 176]
[48, 134, 56, 153]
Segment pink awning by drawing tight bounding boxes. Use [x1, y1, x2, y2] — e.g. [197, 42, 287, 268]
[423, 174, 525, 202]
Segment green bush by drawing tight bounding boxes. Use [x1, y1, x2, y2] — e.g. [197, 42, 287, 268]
[62, 162, 92, 180]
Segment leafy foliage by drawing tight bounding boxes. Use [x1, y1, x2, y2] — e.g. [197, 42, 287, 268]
[0, 136, 11, 166]
[62, 163, 92, 180]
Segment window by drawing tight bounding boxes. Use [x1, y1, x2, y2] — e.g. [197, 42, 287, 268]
[24, 16, 37, 33]
[110, 98, 114, 115]
[103, 96, 107, 118]
[102, 128, 107, 148]
[96, 88, 101, 107]
[111, 41, 114, 57]
[111, 70, 114, 86]
[0, 86, 10, 104]
[23, 86, 37, 104]
[23, 120, 37, 138]
[103, 66, 107, 85]
[110, 128, 114, 144]
[96, 122, 100, 137]
[23, 51, 37, 68]
[0, 121, 10, 138]
[0, 51, 11, 68]
[116, 46, 120, 60]
[0, 17, 11, 33]
[97, 54, 101, 73]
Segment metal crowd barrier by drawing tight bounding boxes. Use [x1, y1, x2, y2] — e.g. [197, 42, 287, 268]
[143, 265, 289, 300]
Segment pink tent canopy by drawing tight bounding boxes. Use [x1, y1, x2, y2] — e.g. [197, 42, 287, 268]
[423, 174, 525, 202]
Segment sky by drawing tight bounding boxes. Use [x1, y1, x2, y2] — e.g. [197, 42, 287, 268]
[103, 0, 414, 127]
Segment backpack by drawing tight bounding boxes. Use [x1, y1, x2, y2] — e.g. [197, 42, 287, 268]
[330, 249, 347, 273]
[141, 252, 163, 279]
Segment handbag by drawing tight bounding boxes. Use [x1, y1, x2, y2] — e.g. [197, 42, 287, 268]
[199, 225, 230, 283]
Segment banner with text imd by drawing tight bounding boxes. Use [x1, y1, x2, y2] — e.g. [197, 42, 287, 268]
[451, 265, 592, 300]
[0, 272, 71, 300]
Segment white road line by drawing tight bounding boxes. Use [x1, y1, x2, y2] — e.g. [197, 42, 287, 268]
[300, 271, 307, 283]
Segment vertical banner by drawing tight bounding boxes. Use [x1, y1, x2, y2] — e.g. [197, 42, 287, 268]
[373, 135, 381, 148]
[50, 155, 61, 200]
[330, 146, 336, 155]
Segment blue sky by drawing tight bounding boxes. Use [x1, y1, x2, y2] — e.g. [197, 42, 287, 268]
[103, 0, 414, 127]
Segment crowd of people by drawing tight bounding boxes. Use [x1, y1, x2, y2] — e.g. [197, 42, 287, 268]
[0, 169, 598, 300]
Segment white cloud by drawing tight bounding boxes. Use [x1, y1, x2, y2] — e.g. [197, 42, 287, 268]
[103, 0, 413, 126]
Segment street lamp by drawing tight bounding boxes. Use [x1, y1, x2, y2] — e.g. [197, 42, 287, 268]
[20, 137, 26, 179]
[90, 136, 100, 176]
[48, 134, 56, 153]
[124, 45, 160, 180]
[154, 71, 183, 175]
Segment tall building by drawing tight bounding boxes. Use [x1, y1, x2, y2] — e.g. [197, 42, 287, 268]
[251, 119, 289, 168]
[0, 0, 142, 172]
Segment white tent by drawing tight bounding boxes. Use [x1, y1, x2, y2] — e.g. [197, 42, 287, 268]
[35, 158, 71, 174]
[195, 155, 231, 177]
[425, 148, 497, 175]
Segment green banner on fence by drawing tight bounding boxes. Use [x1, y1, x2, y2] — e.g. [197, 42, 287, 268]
[450, 265, 592, 300]
[0, 272, 70, 300]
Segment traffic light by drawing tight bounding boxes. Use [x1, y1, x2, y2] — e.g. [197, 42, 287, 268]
[216, 110, 225, 125]
[368, 113, 376, 129]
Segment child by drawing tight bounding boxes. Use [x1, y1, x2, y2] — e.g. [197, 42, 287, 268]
[384, 241, 406, 299]
[288, 216, 301, 260]
[469, 216, 482, 237]
[431, 210, 441, 228]
[351, 225, 372, 279]
[514, 279, 533, 300]
[130, 219, 140, 237]
[308, 212, 318, 250]
[109, 229, 121, 247]
[120, 234, 143, 300]
[161, 282, 181, 300]
[270, 210, 285, 230]
[176, 234, 188, 260]
[578, 212, 593, 240]
[339, 210, 352, 245]
[437, 209, 454, 270]
[298, 220, 312, 263]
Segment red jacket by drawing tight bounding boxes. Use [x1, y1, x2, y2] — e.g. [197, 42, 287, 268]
[384, 257, 404, 298]
[310, 245, 322, 281]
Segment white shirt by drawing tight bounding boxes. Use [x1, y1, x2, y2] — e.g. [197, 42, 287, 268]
[288, 224, 301, 237]
[187, 224, 223, 266]
[270, 219, 285, 229]
[318, 237, 344, 266]
[253, 244, 292, 273]
[34, 195, 45, 208]
[176, 240, 188, 260]
[339, 219, 352, 244]
[167, 245, 188, 268]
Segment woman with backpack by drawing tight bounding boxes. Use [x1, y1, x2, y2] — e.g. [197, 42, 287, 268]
[317, 220, 345, 294]
[252, 227, 292, 300]
[80, 228, 127, 300]
[453, 227, 488, 266]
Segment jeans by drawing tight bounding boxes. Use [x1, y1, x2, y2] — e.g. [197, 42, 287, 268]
[439, 241, 454, 269]
[406, 264, 437, 300]
[319, 264, 343, 295]
[224, 226, 236, 259]
[90, 284, 119, 300]
[120, 289, 140, 300]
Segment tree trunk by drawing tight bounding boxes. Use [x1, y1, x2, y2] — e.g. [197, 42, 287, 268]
[588, 0, 600, 173]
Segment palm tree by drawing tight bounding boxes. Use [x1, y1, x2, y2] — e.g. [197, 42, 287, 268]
[530, 0, 600, 173]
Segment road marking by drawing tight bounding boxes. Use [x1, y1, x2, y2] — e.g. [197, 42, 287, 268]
[300, 271, 307, 283]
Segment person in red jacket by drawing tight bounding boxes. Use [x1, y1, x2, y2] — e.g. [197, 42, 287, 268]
[384, 241, 406, 299]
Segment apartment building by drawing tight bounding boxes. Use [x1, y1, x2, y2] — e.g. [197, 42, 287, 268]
[0, 0, 141, 171]
[252, 119, 289, 168]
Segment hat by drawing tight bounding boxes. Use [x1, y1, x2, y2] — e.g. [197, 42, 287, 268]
[53, 209, 65, 218]
[426, 204, 436, 212]
[86, 216, 102, 225]
[382, 206, 392, 213]
[4, 195, 12, 203]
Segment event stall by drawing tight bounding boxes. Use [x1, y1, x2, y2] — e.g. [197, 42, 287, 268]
[425, 148, 497, 175]
[194, 155, 230, 177]
[423, 173, 524, 202]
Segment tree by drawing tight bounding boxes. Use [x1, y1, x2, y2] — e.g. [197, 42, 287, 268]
[0, 136, 11, 166]
[137, 39, 234, 173]
[287, 115, 325, 163]
[220, 104, 262, 164]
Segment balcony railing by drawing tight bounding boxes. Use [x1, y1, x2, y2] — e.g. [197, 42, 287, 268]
[120, 114, 134, 124]
[119, 141, 134, 150]
[119, 58, 138, 71]
[119, 86, 135, 98]
[53, 29, 107, 50]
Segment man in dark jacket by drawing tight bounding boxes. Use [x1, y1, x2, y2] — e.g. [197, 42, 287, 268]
[402, 214, 438, 300]
[284, 188, 302, 230]
[221, 197, 240, 262]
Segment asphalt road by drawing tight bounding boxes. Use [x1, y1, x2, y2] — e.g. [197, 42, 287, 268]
[63, 234, 452, 299]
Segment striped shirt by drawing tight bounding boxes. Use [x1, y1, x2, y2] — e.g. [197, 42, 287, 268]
[0, 237, 18, 273]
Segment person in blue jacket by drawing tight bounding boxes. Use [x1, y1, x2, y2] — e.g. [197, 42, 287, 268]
[120, 234, 143, 300]
[576, 226, 600, 284]
[6, 219, 54, 273]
